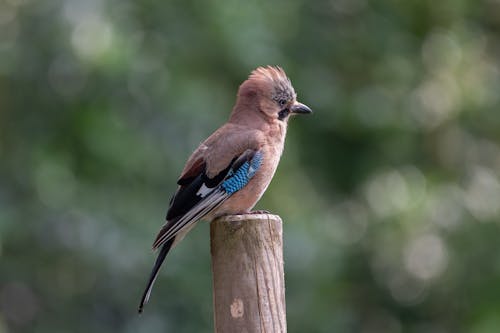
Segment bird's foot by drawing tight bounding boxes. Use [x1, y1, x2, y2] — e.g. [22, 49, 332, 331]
[250, 209, 271, 214]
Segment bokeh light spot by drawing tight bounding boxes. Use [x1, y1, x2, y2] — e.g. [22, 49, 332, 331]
[404, 234, 448, 280]
[365, 170, 410, 218]
[464, 166, 500, 221]
[71, 15, 114, 61]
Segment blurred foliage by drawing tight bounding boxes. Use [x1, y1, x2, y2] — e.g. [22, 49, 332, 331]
[1, 0, 500, 332]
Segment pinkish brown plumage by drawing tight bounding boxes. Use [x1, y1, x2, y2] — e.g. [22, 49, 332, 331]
[138, 66, 312, 312]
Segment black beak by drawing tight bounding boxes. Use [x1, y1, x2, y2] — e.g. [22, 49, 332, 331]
[290, 102, 313, 115]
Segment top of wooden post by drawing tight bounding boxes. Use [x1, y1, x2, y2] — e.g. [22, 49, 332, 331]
[213, 213, 281, 224]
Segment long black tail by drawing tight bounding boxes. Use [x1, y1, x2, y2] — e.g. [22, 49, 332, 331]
[138, 237, 175, 313]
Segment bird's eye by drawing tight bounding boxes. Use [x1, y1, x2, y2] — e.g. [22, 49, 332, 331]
[278, 99, 287, 107]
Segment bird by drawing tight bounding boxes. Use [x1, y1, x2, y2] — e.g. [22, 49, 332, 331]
[138, 66, 312, 313]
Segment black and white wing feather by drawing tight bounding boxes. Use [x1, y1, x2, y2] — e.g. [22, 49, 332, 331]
[138, 148, 263, 312]
[152, 148, 263, 249]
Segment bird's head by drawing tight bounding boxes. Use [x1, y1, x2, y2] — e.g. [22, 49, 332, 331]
[232, 66, 312, 124]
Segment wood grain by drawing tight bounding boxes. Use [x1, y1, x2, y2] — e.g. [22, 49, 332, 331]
[210, 214, 286, 333]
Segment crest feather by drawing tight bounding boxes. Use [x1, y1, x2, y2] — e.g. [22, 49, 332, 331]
[249, 66, 289, 85]
[247, 66, 295, 99]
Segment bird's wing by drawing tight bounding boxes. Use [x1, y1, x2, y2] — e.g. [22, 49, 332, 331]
[152, 148, 263, 250]
[177, 144, 208, 184]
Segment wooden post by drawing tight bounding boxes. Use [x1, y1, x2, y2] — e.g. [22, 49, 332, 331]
[210, 214, 286, 333]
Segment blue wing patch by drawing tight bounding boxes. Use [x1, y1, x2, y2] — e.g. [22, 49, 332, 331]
[222, 151, 263, 194]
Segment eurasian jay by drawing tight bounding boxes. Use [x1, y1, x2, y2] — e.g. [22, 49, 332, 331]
[138, 66, 312, 312]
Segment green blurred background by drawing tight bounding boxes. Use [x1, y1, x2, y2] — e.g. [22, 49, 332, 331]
[2, 0, 500, 332]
